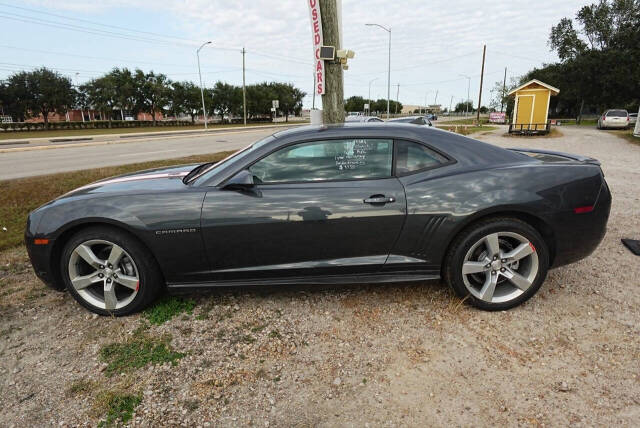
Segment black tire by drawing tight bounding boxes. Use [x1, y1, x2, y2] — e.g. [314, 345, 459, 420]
[60, 226, 163, 316]
[443, 217, 549, 311]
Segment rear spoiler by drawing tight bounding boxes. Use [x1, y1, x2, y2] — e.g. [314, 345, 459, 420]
[507, 148, 601, 166]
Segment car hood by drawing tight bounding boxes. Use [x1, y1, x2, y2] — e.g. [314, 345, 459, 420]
[63, 164, 198, 197]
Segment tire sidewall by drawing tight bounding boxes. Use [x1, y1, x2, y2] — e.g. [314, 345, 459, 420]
[446, 218, 550, 311]
[60, 226, 160, 316]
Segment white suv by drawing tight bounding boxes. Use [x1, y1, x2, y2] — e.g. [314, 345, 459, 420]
[597, 109, 629, 129]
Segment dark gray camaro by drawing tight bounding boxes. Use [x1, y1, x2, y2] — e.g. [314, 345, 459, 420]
[26, 123, 611, 315]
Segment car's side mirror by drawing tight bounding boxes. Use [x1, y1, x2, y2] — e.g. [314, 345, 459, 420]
[223, 169, 255, 190]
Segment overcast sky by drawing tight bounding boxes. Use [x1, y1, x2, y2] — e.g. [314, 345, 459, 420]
[0, 0, 592, 109]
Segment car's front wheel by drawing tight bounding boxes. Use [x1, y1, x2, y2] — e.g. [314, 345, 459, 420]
[60, 226, 163, 315]
[444, 218, 549, 311]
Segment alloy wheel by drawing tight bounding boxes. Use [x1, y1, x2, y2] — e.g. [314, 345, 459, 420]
[461, 232, 539, 304]
[67, 239, 139, 311]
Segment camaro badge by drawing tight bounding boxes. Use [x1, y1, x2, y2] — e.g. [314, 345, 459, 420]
[155, 228, 198, 236]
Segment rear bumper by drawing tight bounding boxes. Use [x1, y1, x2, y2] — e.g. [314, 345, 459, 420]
[549, 181, 611, 268]
[602, 122, 629, 128]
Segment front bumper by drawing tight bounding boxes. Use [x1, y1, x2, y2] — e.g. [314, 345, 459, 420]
[25, 231, 63, 290]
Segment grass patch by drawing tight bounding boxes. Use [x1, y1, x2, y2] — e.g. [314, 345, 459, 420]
[0, 121, 305, 141]
[611, 128, 639, 145]
[0, 151, 233, 252]
[438, 125, 498, 135]
[143, 296, 195, 325]
[554, 118, 598, 126]
[95, 391, 142, 427]
[66, 378, 97, 396]
[440, 117, 490, 125]
[99, 332, 184, 376]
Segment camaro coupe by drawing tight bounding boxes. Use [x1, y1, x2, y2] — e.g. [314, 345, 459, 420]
[26, 123, 611, 315]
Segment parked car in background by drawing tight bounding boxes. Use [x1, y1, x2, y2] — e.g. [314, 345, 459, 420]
[388, 116, 432, 126]
[26, 123, 611, 315]
[426, 113, 438, 121]
[597, 109, 629, 129]
[629, 113, 637, 126]
[345, 115, 384, 123]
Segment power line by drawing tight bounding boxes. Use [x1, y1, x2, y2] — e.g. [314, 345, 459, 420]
[0, 2, 198, 44]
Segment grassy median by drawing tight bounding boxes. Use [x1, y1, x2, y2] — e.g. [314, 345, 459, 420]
[0, 151, 234, 251]
[0, 121, 306, 141]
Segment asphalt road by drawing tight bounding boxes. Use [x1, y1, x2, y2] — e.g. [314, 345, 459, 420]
[0, 127, 278, 180]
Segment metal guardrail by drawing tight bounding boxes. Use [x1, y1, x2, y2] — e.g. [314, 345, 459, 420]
[508, 122, 551, 135]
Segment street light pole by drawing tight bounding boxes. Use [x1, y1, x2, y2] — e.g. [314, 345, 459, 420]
[459, 74, 471, 117]
[197, 41, 212, 129]
[366, 23, 391, 119]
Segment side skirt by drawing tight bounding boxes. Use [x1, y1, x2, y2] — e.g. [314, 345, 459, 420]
[166, 272, 440, 289]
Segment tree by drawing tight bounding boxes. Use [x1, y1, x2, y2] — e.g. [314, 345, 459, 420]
[134, 70, 171, 125]
[169, 81, 202, 123]
[211, 81, 242, 122]
[345, 96, 365, 112]
[454, 101, 473, 113]
[489, 77, 519, 113]
[81, 74, 118, 125]
[1, 73, 30, 121]
[110, 68, 137, 117]
[275, 83, 305, 121]
[8, 68, 75, 127]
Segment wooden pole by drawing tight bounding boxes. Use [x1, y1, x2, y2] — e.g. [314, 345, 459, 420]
[319, 0, 345, 124]
[476, 44, 486, 124]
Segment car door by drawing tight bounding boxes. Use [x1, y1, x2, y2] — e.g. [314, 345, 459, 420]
[200, 137, 407, 281]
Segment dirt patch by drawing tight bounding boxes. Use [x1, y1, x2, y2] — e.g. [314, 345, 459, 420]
[1, 126, 639, 426]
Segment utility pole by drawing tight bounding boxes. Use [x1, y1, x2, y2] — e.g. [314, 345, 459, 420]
[395, 83, 400, 114]
[449, 95, 454, 114]
[501, 67, 507, 113]
[242, 47, 247, 125]
[433, 89, 438, 107]
[320, 0, 345, 124]
[476, 44, 486, 124]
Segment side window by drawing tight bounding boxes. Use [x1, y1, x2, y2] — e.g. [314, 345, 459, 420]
[249, 139, 393, 183]
[395, 140, 448, 175]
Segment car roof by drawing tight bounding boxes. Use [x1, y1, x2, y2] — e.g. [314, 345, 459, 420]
[271, 123, 524, 167]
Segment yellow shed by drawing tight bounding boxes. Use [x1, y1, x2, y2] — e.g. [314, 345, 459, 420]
[508, 79, 559, 134]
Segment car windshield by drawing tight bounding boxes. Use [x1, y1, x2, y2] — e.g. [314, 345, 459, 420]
[186, 135, 275, 183]
[607, 110, 627, 117]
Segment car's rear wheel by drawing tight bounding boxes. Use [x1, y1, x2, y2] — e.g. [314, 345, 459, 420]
[444, 218, 549, 311]
[60, 226, 163, 316]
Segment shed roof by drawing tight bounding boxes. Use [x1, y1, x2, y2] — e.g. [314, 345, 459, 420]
[508, 79, 560, 96]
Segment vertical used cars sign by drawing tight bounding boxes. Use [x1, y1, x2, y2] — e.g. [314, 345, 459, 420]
[308, 0, 325, 95]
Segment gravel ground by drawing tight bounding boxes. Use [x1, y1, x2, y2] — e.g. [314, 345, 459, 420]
[1, 125, 639, 427]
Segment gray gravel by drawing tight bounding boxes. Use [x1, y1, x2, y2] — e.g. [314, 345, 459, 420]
[1, 125, 639, 427]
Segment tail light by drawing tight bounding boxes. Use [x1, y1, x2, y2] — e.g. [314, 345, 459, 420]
[602, 116, 606, 121]
[574, 206, 594, 214]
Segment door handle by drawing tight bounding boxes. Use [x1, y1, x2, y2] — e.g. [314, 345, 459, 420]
[364, 195, 396, 204]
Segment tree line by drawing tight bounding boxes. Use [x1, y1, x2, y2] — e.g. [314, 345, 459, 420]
[490, 0, 639, 119]
[0, 67, 306, 127]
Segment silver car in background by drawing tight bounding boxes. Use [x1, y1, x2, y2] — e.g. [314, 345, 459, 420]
[629, 113, 637, 126]
[345, 115, 384, 123]
[597, 109, 629, 129]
